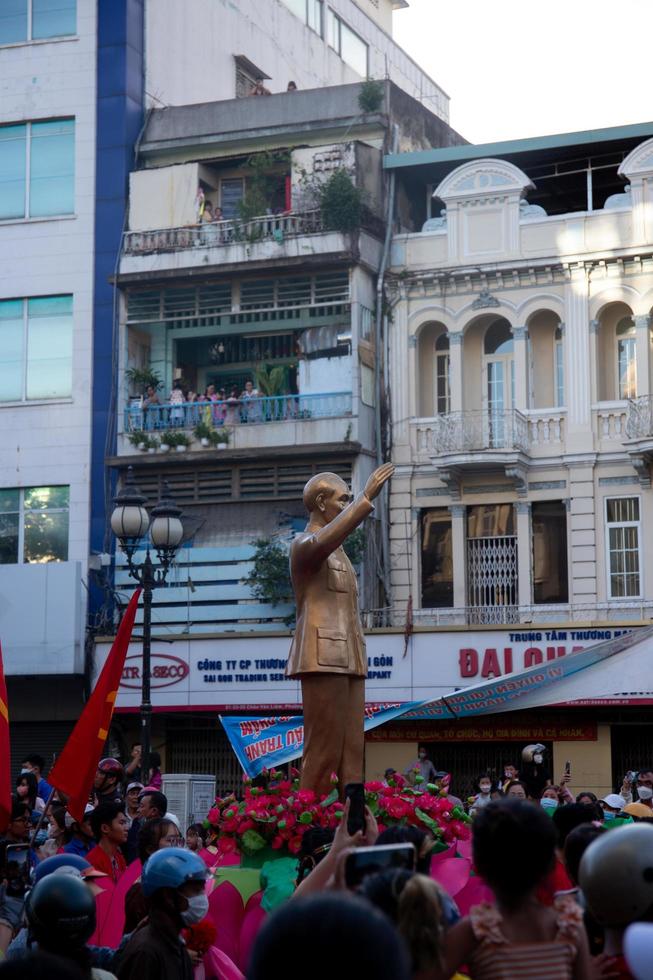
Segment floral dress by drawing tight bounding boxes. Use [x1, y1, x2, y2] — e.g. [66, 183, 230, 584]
[468, 896, 583, 979]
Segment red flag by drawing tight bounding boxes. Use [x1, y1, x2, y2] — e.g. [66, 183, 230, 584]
[49, 589, 141, 821]
[0, 643, 10, 833]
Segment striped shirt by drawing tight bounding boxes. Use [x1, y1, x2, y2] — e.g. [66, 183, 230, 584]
[468, 897, 582, 980]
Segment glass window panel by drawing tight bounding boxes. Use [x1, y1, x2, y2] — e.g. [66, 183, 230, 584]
[24, 485, 69, 510]
[280, 0, 304, 18]
[0, 0, 27, 44]
[32, 0, 76, 38]
[607, 497, 639, 523]
[0, 513, 19, 564]
[555, 339, 564, 407]
[618, 336, 636, 399]
[326, 8, 339, 48]
[340, 22, 367, 76]
[532, 501, 568, 604]
[0, 124, 26, 219]
[0, 300, 25, 401]
[29, 119, 74, 216]
[467, 504, 514, 538]
[220, 178, 244, 219]
[0, 489, 20, 513]
[307, 0, 322, 34]
[421, 509, 453, 608]
[23, 509, 68, 562]
[26, 300, 73, 398]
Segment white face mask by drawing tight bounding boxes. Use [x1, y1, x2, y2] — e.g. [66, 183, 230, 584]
[638, 786, 653, 801]
[180, 892, 209, 926]
[533, 754, 543, 765]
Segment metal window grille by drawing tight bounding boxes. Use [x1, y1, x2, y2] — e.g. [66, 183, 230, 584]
[467, 535, 518, 624]
[166, 721, 243, 798]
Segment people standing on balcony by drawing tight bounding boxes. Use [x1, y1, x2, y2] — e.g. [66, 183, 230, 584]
[169, 379, 185, 426]
[225, 387, 241, 425]
[214, 387, 227, 425]
[143, 385, 160, 431]
[249, 78, 271, 96]
[241, 379, 260, 421]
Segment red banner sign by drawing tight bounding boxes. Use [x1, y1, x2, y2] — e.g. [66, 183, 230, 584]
[366, 722, 598, 743]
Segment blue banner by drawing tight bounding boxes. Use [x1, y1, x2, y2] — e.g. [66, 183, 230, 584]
[220, 701, 428, 777]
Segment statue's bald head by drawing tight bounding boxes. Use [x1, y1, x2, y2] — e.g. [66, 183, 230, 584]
[303, 472, 349, 514]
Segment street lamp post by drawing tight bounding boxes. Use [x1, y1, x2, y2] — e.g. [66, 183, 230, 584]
[110, 467, 183, 783]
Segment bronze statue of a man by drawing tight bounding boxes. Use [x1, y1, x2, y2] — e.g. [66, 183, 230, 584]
[286, 463, 394, 798]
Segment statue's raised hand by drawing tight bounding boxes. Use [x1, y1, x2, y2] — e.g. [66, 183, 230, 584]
[363, 462, 395, 502]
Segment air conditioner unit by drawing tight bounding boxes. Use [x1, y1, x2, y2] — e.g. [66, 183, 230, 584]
[161, 773, 216, 832]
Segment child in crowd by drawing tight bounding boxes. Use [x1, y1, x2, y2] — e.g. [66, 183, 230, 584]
[438, 799, 592, 979]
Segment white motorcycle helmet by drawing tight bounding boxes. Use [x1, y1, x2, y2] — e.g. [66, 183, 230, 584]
[579, 824, 653, 927]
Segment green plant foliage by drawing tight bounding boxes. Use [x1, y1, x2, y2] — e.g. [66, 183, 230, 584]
[193, 421, 214, 441]
[343, 526, 366, 566]
[318, 169, 363, 233]
[255, 364, 289, 396]
[244, 528, 365, 625]
[125, 367, 162, 391]
[243, 538, 295, 624]
[160, 430, 190, 447]
[358, 78, 384, 114]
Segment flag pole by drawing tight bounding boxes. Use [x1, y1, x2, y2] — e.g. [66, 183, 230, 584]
[30, 786, 57, 844]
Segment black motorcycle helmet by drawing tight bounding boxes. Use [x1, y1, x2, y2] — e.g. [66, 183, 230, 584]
[26, 873, 96, 950]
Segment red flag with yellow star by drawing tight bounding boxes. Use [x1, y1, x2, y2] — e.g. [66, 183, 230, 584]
[0, 643, 10, 833]
[49, 589, 141, 822]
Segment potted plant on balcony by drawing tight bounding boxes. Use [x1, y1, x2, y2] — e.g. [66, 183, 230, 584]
[159, 431, 175, 453]
[194, 420, 215, 448]
[214, 428, 230, 450]
[171, 431, 191, 453]
[128, 430, 149, 452]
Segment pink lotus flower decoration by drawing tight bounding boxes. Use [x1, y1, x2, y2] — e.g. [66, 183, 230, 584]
[205, 769, 471, 860]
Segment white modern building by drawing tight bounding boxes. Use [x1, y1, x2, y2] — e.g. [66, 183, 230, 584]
[0, 0, 97, 759]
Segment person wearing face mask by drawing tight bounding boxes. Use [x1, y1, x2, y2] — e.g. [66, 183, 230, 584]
[469, 774, 494, 812]
[114, 848, 208, 980]
[404, 744, 437, 786]
[623, 781, 653, 819]
[520, 743, 551, 800]
[599, 793, 628, 823]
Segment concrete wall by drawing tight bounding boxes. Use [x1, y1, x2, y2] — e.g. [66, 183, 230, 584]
[145, 0, 448, 120]
[0, 0, 97, 664]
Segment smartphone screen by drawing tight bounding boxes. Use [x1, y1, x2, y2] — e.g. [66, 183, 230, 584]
[565, 761, 571, 776]
[4, 844, 31, 898]
[344, 782, 366, 836]
[345, 843, 416, 889]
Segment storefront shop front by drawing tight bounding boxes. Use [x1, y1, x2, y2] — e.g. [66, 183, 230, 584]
[94, 623, 653, 799]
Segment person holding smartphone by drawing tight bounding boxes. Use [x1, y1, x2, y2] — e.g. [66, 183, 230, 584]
[0, 801, 32, 954]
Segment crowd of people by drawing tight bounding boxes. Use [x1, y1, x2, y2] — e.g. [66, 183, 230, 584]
[3, 742, 653, 979]
[139, 378, 266, 430]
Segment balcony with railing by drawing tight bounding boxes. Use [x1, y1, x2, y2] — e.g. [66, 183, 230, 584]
[624, 395, 653, 485]
[119, 207, 384, 279]
[123, 210, 325, 256]
[119, 391, 354, 457]
[413, 410, 531, 457]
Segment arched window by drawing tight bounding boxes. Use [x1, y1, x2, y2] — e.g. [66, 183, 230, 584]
[554, 326, 564, 407]
[484, 320, 514, 356]
[616, 317, 636, 399]
[435, 331, 450, 415]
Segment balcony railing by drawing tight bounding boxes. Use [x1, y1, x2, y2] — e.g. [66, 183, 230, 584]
[626, 395, 653, 439]
[124, 391, 352, 433]
[123, 210, 324, 255]
[415, 410, 530, 455]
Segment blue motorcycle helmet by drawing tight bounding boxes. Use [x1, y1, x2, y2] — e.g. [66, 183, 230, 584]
[141, 846, 207, 897]
[33, 853, 92, 883]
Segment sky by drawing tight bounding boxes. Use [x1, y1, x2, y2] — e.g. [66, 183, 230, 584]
[393, 0, 653, 145]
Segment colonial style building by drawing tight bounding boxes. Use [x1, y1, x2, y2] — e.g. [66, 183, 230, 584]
[386, 124, 653, 627]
